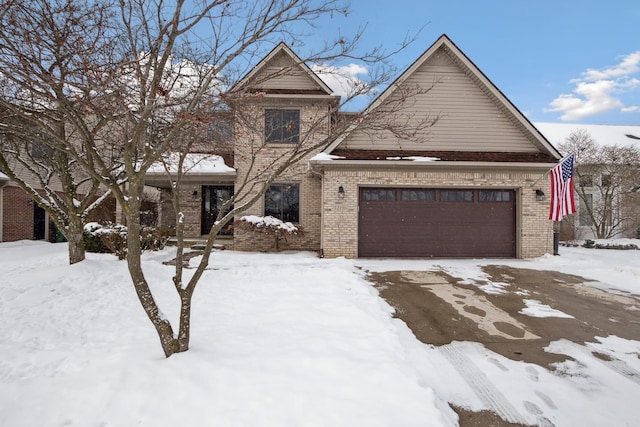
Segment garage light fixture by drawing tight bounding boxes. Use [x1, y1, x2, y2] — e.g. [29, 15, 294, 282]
[338, 185, 345, 198]
[535, 189, 545, 201]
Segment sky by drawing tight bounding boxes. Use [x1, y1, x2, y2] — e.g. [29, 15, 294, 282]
[301, 0, 640, 125]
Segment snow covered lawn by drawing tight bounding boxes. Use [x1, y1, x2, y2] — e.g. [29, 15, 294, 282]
[0, 240, 639, 426]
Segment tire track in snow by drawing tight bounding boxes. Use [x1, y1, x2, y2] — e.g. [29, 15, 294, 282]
[575, 343, 640, 386]
[439, 343, 529, 425]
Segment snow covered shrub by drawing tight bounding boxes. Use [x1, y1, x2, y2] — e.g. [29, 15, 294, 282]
[140, 226, 168, 252]
[83, 222, 112, 254]
[84, 223, 167, 259]
[83, 222, 128, 259]
[582, 239, 639, 250]
[238, 215, 303, 252]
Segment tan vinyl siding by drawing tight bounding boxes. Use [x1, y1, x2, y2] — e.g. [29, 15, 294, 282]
[250, 51, 321, 92]
[342, 46, 539, 152]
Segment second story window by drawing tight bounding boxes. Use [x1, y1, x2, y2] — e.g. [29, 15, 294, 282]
[30, 139, 53, 160]
[265, 109, 299, 144]
[579, 174, 593, 187]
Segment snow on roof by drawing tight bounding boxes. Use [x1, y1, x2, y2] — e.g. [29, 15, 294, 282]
[386, 156, 440, 162]
[309, 152, 345, 161]
[535, 122, 640, 149]
[147, 153, 234, 175]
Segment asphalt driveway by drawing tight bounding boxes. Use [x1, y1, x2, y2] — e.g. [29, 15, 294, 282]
[366, 266, 640, 427]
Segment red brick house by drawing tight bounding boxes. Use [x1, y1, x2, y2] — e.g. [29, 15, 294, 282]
[0, 171, 51, 242]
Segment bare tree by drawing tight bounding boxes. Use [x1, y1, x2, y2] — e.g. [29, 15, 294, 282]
[560, 129, 640, 239]
[0, 0, 119, 264]
[1, 0, 435, 357]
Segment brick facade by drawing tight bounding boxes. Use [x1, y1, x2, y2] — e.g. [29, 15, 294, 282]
[143, 38, 561, 259]
[232, 100, 327, 253]
[1, 186, 36, 241]
[320, 166, 554, 259]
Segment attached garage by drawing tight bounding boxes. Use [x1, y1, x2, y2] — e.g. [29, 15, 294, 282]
[312, 34, 561, 259]
[358, 188, 516, 258]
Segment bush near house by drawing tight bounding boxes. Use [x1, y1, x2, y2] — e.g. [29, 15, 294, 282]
[83, 222, 167, 260]
[582, 239, 639, 250]
[237, 216, 304, 252]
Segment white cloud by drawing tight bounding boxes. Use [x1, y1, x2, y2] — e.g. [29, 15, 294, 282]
[546, 51, 640, 121]
[311, 63, 374, 105]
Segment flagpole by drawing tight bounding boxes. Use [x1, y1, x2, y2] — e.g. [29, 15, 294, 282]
[529, 154, 573, 188]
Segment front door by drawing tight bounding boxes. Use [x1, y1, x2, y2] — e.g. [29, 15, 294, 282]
[33, 204, 46, 240]
[201, 185, 234, 235]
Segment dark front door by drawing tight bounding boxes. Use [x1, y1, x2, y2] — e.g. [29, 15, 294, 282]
[33, 204, 46, 240]
[201, 185, 234, 235]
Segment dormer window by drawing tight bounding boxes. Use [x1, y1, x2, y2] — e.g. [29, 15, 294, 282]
[265, 109, 300, 144]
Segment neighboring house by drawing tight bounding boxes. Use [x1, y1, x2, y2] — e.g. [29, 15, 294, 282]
[145, 34, 563, 258]
[0, 145, 114, 243]
[0, 158, 56, 242]
[535, 123, 640, 239]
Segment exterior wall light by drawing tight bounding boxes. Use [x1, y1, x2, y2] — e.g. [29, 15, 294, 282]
[338, 185, 345, 198]
[535, 189, 545, 201]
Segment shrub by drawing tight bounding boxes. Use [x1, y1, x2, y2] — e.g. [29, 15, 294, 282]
[83, 222, 167, 259]
[581, 239, 639, 250]
[238, 215, 303, 252]
[140, 226, 168, 252]
[83, 222, 112, 254]
[83, 222, 127, 259]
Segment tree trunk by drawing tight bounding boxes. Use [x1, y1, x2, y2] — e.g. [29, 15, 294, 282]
[67, 217, 86, 265]
[177, 291, 193, 352]
[125, 183, 181, 357]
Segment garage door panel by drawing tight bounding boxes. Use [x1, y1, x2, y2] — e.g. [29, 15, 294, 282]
[358, 188, 515, 258]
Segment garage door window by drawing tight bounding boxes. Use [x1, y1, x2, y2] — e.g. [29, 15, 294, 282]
[440, 190, 473, 202]
[401, 189, 435, 201]
[479, 190, 512, 202]
[362, 189, 395, 201]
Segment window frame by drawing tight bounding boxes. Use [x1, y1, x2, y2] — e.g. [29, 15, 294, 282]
[401, 189, 436, 202]
[579, 193, 593, 226]
[440, 190, 474, 202]
[361, 188, 396, 201]
[478, 190, 512, 202]
[264, 183, 300, 223]
[264, 108, 300, 144]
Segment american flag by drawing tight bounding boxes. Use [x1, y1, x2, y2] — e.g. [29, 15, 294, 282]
[549, 154, 576, 221]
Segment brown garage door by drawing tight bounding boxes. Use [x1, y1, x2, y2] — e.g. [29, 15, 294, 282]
[358, 188, 516, 258]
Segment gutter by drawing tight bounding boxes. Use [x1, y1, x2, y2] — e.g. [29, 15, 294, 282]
[309, 159, 558, 170]
[143, 170, 237, 189]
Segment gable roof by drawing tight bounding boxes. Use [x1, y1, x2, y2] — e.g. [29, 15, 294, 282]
[325, 34, 561, 160]
[231, 42, 334, 95]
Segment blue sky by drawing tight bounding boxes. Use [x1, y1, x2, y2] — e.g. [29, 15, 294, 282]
[302, 0, 640, 125]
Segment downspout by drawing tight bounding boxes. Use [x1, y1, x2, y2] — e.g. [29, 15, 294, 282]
[308, 163, 324, 258]
[304, 103, 333, 258]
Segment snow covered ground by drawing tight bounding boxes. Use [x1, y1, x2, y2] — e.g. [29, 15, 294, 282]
[0, 240, 638, 426]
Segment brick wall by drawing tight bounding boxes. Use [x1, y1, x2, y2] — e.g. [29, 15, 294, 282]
[2, 185, 115, 243]
[232, 100, 329, 253]
[2, 186, 36, 241]
[320, 166, 554, 259]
